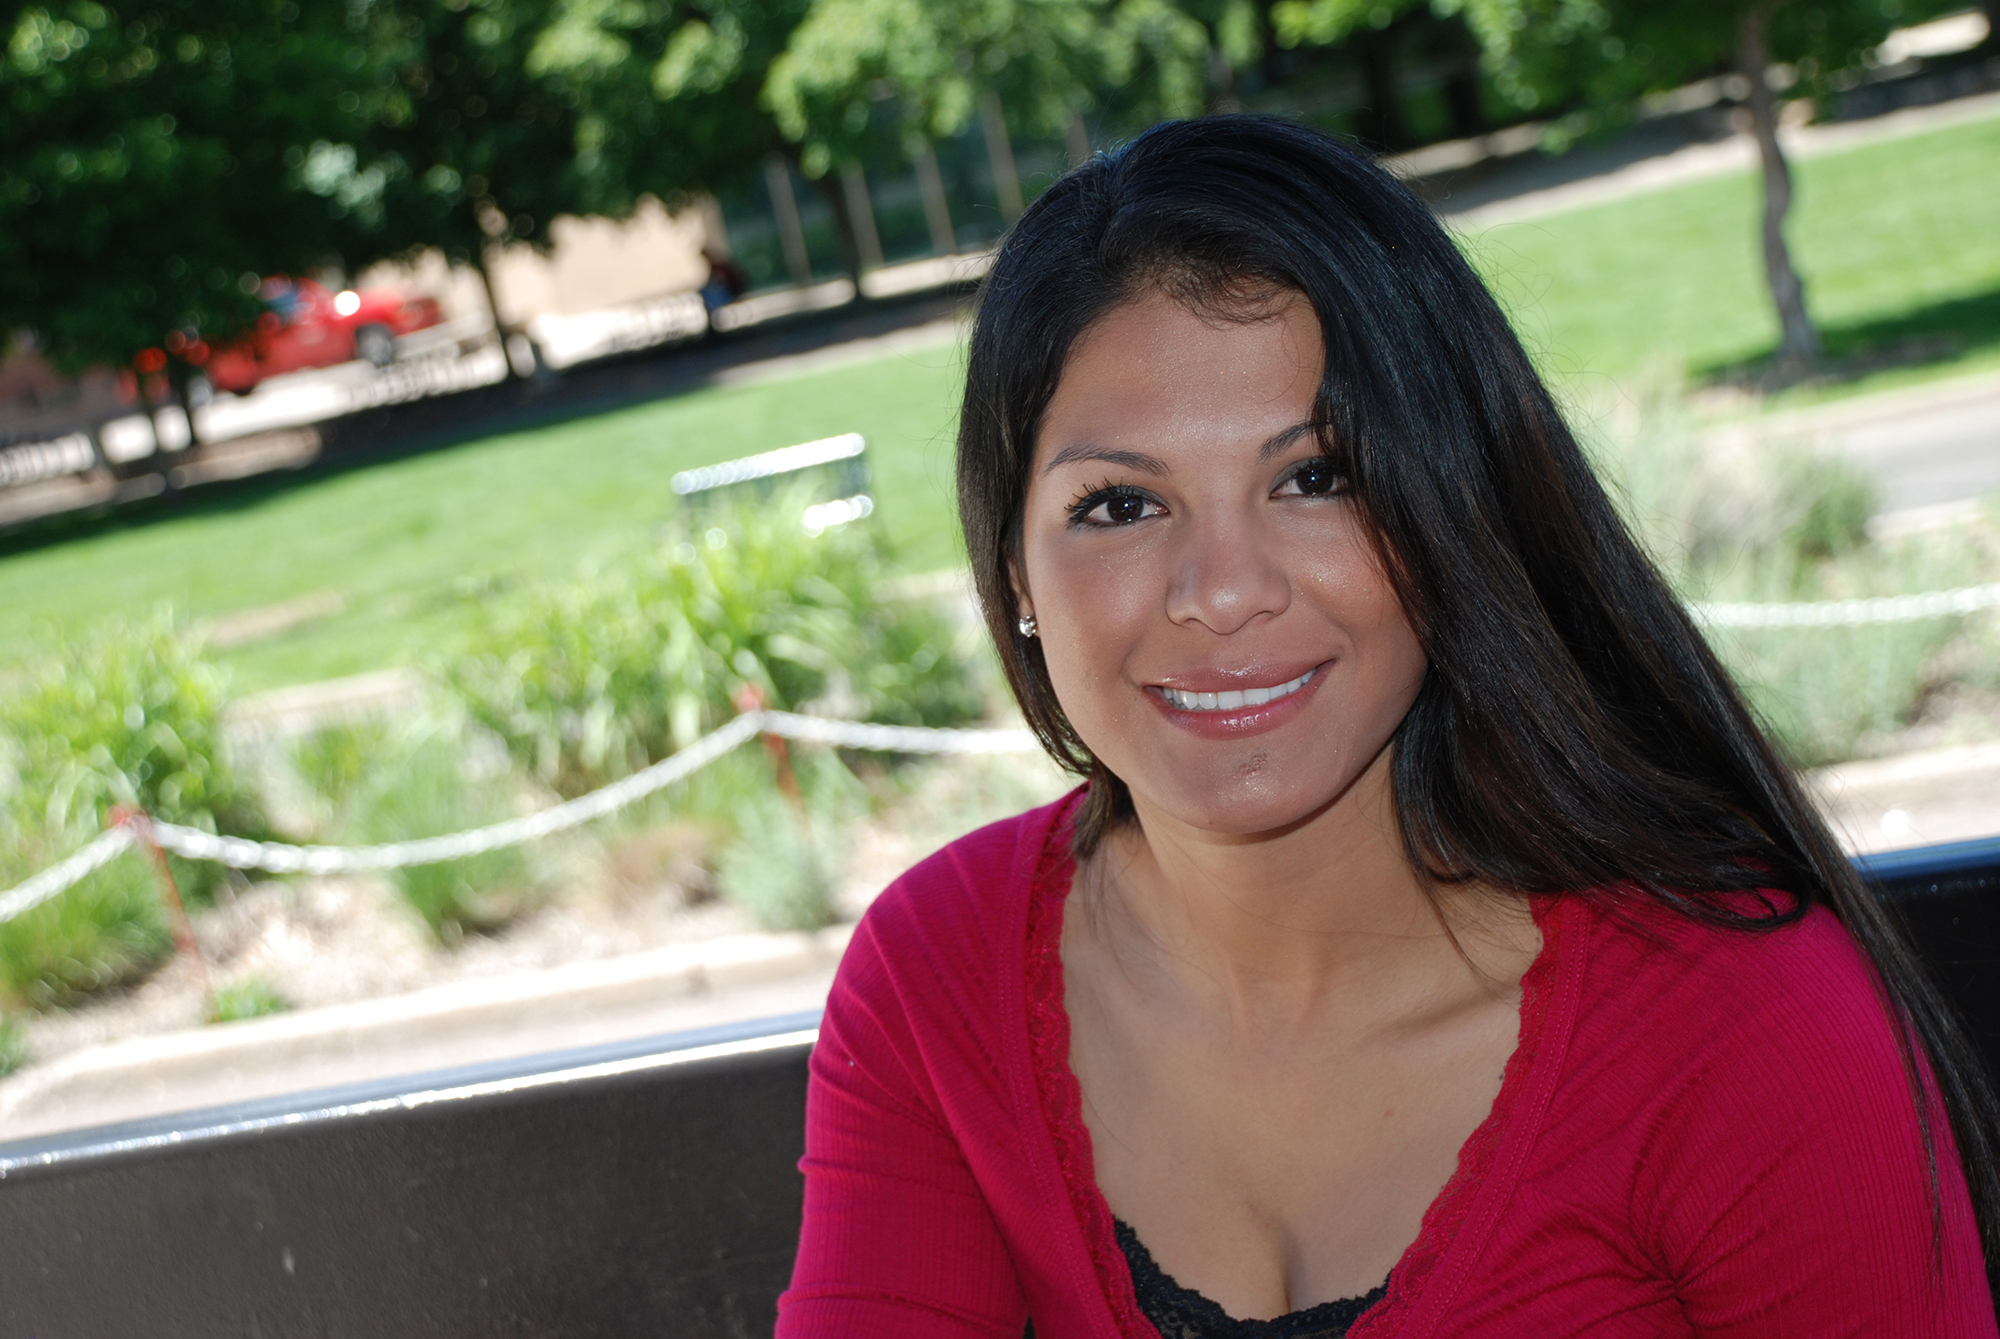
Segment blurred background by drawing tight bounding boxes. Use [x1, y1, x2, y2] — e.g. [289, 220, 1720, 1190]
[0, 0, 1996, 1135]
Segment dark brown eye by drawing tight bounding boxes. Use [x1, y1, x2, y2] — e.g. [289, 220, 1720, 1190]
[1278, 458, 1343, 497]
[1105, 493, 1150, 524]
[1072, 487, 1165, 527]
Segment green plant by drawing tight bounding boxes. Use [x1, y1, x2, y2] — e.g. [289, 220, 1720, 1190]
[206, 975, 290, 1024]
[0, 1011, 29, 1076]
[1778, 453, 1878, 562]
[0, 833, 169, 1008]
[344, 714, 538, 943]
[714, 791, 844, 932]
[289, 720, 392, 837]
[449, 484, 982, 797]
[0, 612, 256, 904]
[1586, 386, 1996, 765]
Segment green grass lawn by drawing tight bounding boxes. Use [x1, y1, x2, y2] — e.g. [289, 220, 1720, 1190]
[1465, 111, 2000, 398]
[0, 339, 967, 692]
[2, 106, 1995, 693]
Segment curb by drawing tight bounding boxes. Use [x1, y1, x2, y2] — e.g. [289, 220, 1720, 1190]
[0, 922, 853, 1131]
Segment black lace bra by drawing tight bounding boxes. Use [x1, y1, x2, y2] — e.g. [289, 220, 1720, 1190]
[1113, 1218, 1389, 1339]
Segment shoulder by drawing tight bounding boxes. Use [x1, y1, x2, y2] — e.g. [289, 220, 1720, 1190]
[823, 791, 1078, 1041]
[1563, 894, 1988, 1298]
[1572, 892, 1902, 1085]
[848, 790, 1078, 976]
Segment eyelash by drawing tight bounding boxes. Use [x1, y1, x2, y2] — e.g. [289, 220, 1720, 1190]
[1064, 459, 1346, 528]
[1066, 480, 1155, 528]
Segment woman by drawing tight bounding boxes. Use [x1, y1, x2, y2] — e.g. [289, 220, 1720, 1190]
[777, 115, 1999, 1336]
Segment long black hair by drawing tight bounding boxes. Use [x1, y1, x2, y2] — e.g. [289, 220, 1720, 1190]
[956, 112, 1999, 1278]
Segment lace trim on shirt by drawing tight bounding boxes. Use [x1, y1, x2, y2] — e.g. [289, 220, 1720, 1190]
[1025, 795, 1157, 1338]
[1343, 894, 1564, 1339]
[1115, 1216, 1389, 1339]
[1022, 797, 1567, 1339]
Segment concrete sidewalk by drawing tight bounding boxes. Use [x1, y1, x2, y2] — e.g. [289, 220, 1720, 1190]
[0, 924, 852, 1143]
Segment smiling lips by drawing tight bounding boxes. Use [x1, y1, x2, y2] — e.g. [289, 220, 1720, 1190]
[1156, 667, 1318, 712]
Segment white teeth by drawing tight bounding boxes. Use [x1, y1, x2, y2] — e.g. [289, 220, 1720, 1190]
[1161, 668, 1315, 712]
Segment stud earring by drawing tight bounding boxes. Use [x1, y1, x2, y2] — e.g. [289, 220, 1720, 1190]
[1017, 615, 1038, 638]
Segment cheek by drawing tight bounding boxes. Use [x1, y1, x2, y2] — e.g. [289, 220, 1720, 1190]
[1023, 536, 1155, 715]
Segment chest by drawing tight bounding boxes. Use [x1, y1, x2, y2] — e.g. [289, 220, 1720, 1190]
[1063, 967, 1523, 1313]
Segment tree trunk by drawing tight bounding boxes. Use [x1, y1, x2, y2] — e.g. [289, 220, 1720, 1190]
[840, 162, 886, 272]
[1065, 112, 1091, 168]
[978, 90, 1025, 221]
[763, 157, 816, 287]
[471, 250, 525, 382]
[1356, 24, 1411, 152]
[1209, 45, 1242, 114]
[807, 169, 866, 289]
[1738, 1, 1820, 376]
[914, 143, 956, 255]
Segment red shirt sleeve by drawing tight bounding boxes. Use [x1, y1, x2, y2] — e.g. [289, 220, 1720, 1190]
[1630, 909, 1995, 1337]
[777, 909, 1031, 1338]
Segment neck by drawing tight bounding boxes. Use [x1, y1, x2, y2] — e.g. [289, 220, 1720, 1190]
[1085, 747, 1494, 1020]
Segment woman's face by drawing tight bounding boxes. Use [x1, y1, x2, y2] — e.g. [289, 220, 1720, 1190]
[1016, 289, 1427, 838]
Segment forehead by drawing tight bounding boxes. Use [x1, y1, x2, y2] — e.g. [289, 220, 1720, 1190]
[1036, 290, 1324, 466]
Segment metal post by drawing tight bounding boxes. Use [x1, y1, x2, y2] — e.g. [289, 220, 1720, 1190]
[839, 163, 885, 272]
[914, 144, 956, 256]
[764, 158, 814, 288]
[733, 686, 802, 807]
[979, 90, 1024, 220]
[111, 807, 212, 1003]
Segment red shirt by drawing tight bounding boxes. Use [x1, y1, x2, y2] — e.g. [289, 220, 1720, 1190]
[780, 793, 1996, 1337]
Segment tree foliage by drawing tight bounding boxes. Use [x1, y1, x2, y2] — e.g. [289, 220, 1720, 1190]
[765, 0, 1212, 175]
[0, 1, 387, 373]
[531, 0, 811, 202]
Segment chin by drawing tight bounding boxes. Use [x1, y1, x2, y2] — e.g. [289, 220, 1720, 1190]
[1132, 761, 1355, 840]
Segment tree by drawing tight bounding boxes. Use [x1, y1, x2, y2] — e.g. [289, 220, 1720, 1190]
[762, 0, 1211, 257]
[329, 0, 634, 369]
[0, 2, 392, 424]
[1458, 0, 1965, 376]
[529, 0, 842, 271]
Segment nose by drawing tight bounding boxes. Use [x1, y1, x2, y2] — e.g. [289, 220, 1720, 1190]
[1163, 506, 1291, 636]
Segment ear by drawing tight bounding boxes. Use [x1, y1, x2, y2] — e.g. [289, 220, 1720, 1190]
[1005, 550, 1033, 622]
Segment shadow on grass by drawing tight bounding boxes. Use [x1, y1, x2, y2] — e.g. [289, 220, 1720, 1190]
[1698, 285, 2000, 392]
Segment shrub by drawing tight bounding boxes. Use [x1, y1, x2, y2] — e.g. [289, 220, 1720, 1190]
[1586, 387, 1994, 765]
[0, 614, 250, 1007]
[0, 830, 169, 1008]
[0, 612, 256, 904]
[0, 1012, 26, 1076]
[448, 485, 982, 797]
[714, 791, 844, 932]
[206, 975, 289, 1024]
[1779, 453, 1878, 562]
[288, 720, 391, 838]
[341, 713, 538, 944]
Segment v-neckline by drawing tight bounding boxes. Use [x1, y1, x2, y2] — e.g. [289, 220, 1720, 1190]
[1020, 796, 1584, 1338]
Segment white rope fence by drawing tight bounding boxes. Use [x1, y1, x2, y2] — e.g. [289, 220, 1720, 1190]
[0, 711, 1038, 927]
[0, 827, 138, 925]
[1692, 582, 2000, 629]
[6, 578, 1999, 926]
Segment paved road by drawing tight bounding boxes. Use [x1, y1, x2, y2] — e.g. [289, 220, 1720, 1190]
[1707, 373, 2000, 517]
[1828, 383, 2000, 514]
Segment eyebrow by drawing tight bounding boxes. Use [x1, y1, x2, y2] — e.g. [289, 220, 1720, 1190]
[1040, 421, 1318, 476]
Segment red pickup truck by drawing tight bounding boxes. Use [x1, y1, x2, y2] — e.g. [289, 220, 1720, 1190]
[193, 277, 442, 394]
